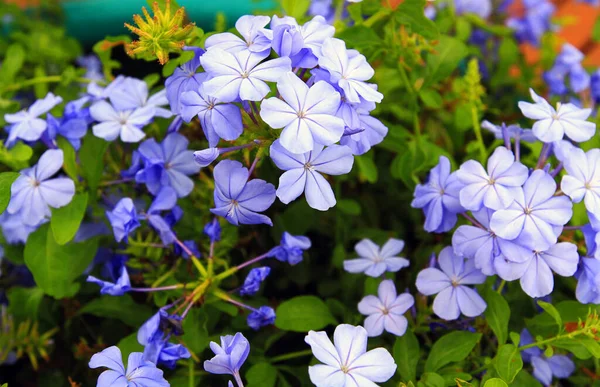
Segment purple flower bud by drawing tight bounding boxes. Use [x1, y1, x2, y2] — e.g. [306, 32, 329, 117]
[204, 218, 222, 242]
[272, 24, 304, 58]
[193, 148, 220, 167]
[247, 306, 275, 330]
[239, 267, 271, 296]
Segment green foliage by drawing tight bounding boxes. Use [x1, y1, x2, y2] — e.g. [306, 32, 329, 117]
[246, 362, 278, 387]
[275, 296, 336, 332]
[425, 331, 482, 372]
[483, 379, 508, 387]
[0, 171, 19, 214]
[396, 0, 438, 39]
[484, 290, 510, 345]
[79, 134, 109, 199]
[51, 192, 88, 245]
[394, 329, 420, 382]
[24, 225, 98, 299]
[77, 295, 153, 327]
[280, 0, 311, 19]
[494, 344, 523, 383]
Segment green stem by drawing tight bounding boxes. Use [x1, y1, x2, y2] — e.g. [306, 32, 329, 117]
[0, 75, 95, 94]
[333, 0, 345, 22]
[188, 358, 194, 387]
[271, 349, 314, 363]
[518, 328, 591, 351]
[496, 280, 506, 294]
[363, 8, 390, 28]
[471, 104, 487, 163]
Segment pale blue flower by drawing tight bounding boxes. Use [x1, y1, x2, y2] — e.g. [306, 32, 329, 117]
[304, 324, 396, 386]
[455, 0, 492, 18]
[87, 263, 131, 296]
[358, 280, 414, 337]
[268, 232, 311, 265]
[4, 92, 63, 146]
[205, 15, 272, 54]
[200, 48, 291, 102]
[7, 149, 75, 227]
[106, 198, 140, 243]
[561, 148, 600, 217]
[204, 332, 249, 378]
[89, 346, 169, 387]
[90, 100, 154, 142]
[239, 267, 271, 296]
[269, 140, 353, 210]
[343, 238, 409, 277]
[247, 306, 276, 330]
[456, 146, 528, 211]
[109, 76, 172, 118]
[165, 46, 206, 115]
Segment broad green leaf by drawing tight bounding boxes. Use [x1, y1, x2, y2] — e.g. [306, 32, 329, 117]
[51, 192, 88, 245]
[7, 142, 33, 162]
[80, 134, 109, 197]
[275, 295, 336, 332]
[419, 89, 443, 109]
[78, 294, 152, 327]
[395, 0, 439, 40]
[495, 344, 523, 383]
[281, 0, 310, 19]
[512, 370, 543, 386]
[0, 172, 19, 214]
[24, 225, 98, 299]
[356, 154, 378, 183]
[337, 199, 361, 216]
[484, 378, 508, 387]
[7, 287, 44, 322]
[181, 308, 210, 354]
[536, 300, 562, 333]
[336, 26, 381, 51]
[419, 372, 445, 387]
[553, 337, 595, 359]
[485, 290, 510, 345]
[246, 362, 278, 387]
[118, 332, 144, 360]
[393, 329, 419, 382]
[0, 44, 25, 83]
[425, 331, 481, 372]
[425, 36, 468, 87]
[56, 137, 78, 181]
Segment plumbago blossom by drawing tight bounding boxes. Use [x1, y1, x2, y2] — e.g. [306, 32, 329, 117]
[413, 90, 600, 309]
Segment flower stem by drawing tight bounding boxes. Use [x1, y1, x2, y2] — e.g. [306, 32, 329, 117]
[271, 349, 314, 363]
[130, 284, 186, 292]
[188, 359, 195, 387]
[0, 75, 96, 94]
[175, 238, 208, 278]
[234, 372, 245, 387]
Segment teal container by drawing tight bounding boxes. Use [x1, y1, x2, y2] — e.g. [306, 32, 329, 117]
[60, 0, 277, 44]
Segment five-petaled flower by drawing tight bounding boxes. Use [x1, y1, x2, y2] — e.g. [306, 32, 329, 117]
[343, 238, 410, 277]
[89, 346, 169, 387]
[358, 280, 414, 337]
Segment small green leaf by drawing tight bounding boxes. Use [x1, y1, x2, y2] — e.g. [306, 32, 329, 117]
[485, 290, 510, 345]
[356, 155, 378, 183]
[51, 192, 88, 245]
[275, 295, 336, 332]
[118, 332, 144, 360]
[80, 134, 109, 197]
[246, 362, 278, 387]
[484, 378, 508, 387]
[419, 89, 443, 109]
[0, 172, 19, 214]
[78, 294, 153, 327]
[281, 0, 311, 19]
[537, 300, 562, 333]
[425, 331, 481, 372]
[495, 344, 523, 383]
[425, 36, 468, 87]
[419, 372, 445, 387]
[0, 44, 25, 83]
[393, 329, 419, 382]
[395, 0, 439, 40]
[509, 332, 520, 347]
[24, 225, 98, 299]
[181, 308, 210, 354]
[7, 142, 33, 162]
[56, 137, 78, 182]
[7, 287, 44, 323]
[337, 199, 361, 215]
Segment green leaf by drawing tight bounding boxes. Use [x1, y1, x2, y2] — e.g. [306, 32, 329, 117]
[56, 137, 78, 181]
[485, 290, 510, 345]
[425, 36, 468, 87]
[118, 332, 144, 360]
[337, 199, 361, 215]
[80, 134, 109, 197]
[509, 332, 521, 346]
[393, 329, 419, 382]
[395, 0, 439, 39]
[594, 16, 600, 42]
[275, 295, 336, 332]
[78, 294, 152, 327]
[336, 26, 381, 51]
[419, 89, 443, 109]
[484, 378, 508, 387]
[7, 142, 33, 162]
[0, 172, 19, 214]
[512, 370, 542, 387]
[51, 192, 88, 245]
[0, 44, 25, 83]
[495, 344, 523, 383]
[7, 287, 44, 323]
[24, 225, 98, 299]
[424, 331, 481, 372]
[536, 300, 562, 333]
[553, 337, 595, 359]
[419, 372, 445, 387]
[181, 308, 210, 354]
[246, 362, 278, 387]
[281, 0, 310, 19]
[356, 154, 378, 183]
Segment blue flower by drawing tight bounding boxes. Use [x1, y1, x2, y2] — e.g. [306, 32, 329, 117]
[456, 146, 528, 211]
[247, 306, 276, 330]
[490, 170, 572, 250]
[137, 308, 189, 369]
[304, 324, 396, 386]
[576, 257, 600, 304]
[561, 148, 600, 217]
[87, 262, 131, 296]
[7, 149, 75, 227]
[200, 48, 291, 103]
[0, 212, 42, 244]
[109, 77, 172, 119]
[416, 247, 487, 320]
[205, 15, 272, 54]
[240, 267, 271, 296]
[544, 44, 590, 95]
[44, 99, 90, 150]
[481, 121, 536, 143]
[77, 54, 103, 81]
[89, 346, 169, 387]
[261, 72, 345, 154]
[174, 240, 200, 259]
[90, 100, 154, 143]
[339, 110, 388, 156]
[204, 332, 250, 376]
[193, 148, 220, 167]
[494, 242, 579, 298]
[106, 198, 140, 243]
[165, 46, 206, 115]
[520, 329, 575, 386]
[180, 85, 243, 147]
[506, 0, 555, 46]
[146, 187, 178, 245]
[4, 92, 63, 147]
[317, 38, 383, 103]
[135, 132, 200, 197]
[344, 238, 409, 277]
[270, 140, 353, 210]
[454, 0, 492, 18]
[204, 218, 222, 242]
[211, 160, 276, 226]
[518, 89, 595, 143]
[411, 156, 465, 233]
[592, 70, 600, 104]
[358, 280, 414, 337]
[268, 232, 311, 265]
